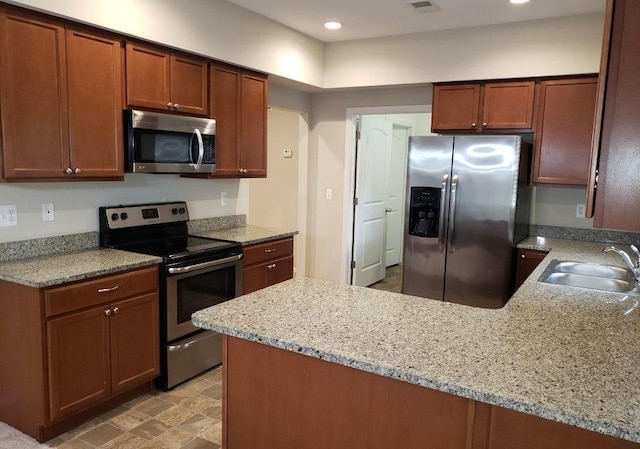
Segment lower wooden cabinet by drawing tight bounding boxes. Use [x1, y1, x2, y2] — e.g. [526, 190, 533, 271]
[242, 237, 294, 295]
[515, 248, 548, 290]
[0, 266, 160, 442]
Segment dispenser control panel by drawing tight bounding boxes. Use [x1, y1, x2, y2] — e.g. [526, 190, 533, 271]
[408, 187, 440, 238]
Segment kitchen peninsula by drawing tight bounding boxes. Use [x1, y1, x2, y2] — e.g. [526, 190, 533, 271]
[193, 239, 640, 449]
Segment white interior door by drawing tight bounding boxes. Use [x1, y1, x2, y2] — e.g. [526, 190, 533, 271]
[384, 125, 409, 267]
[352, 115, 390, 287]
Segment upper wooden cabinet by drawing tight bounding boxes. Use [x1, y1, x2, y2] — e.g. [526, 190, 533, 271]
[589, 0, 640, 231]
[125, 42, 209, 116]
[0, 9, 124, 180]
[532, 77, 598, 186]
[432, 81, 535, 132]
[208, 64, 267, 178]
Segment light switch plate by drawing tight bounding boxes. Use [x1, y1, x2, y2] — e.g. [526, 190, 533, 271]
[0, 205, 18, 227]
[283, 149, 293, 158]
[221, 192, 228, 206]
[576, 203, 586, 218]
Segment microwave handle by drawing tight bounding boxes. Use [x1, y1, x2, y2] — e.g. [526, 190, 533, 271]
[190, 128, 204, 169]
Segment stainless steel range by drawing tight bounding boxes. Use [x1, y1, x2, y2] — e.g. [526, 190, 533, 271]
[99, 201, 242, 389]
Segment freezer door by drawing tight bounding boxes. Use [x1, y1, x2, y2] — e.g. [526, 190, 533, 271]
[444, 135, 521, 308]
[402, 136, 453, 300]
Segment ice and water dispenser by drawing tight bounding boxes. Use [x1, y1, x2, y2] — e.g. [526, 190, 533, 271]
[408, 187, 441, 238]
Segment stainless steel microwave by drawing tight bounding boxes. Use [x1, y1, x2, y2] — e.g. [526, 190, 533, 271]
[124, 109, 216, 174]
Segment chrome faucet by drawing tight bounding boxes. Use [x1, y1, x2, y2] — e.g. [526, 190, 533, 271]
[603, 245, 640, 282]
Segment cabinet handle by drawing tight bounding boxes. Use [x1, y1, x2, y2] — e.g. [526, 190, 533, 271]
[267, 263, 276, 270]
[521, 254, 526, 258]
[174, 103, 180, 109]
[471, 122, 477, 128]
[98, 285, 119, 293]
[112, 307, 119, 314]
[104, 309, 111, 316]
[482, 122, 487, 127]
[167, 102, 173, 108]
[65, 168, 73, 175]
[264, 249, 276, 253]
[74, 168, 81, 175]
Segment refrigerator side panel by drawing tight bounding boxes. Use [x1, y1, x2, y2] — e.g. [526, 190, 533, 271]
[444, 135, 522, 308]
[401, 136, 453, 301]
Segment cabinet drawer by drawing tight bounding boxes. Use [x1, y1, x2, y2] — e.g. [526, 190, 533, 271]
[243, 238, 293, 266]
[46, 266, 158, 317]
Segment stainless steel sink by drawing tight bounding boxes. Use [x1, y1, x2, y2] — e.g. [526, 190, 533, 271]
[538, 259, 640, 296]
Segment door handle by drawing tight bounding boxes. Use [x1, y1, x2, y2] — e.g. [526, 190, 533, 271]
[447, 175, 459, 254]
[438, 174, 449, 253]
[167, 254, 242, 274]
[190, 128, 204, 170]
[385, 207, 393, 213]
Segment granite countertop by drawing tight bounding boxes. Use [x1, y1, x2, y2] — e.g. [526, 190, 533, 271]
[193, 238, 640, 443]
[193, 225, 298, 246]
[0, 248, 162, 288]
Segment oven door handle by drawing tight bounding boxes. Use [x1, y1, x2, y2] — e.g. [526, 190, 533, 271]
[167, 254, 242, 274]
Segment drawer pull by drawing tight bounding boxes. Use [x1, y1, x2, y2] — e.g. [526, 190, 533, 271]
[104, 309, 111, 316]
[264, 249, 277, 253]
[112, 307, 120, 314]
[98, 285, 119, 293]
[267, 263, 277, 270]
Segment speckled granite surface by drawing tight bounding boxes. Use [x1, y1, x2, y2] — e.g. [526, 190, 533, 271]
[0, 232, 99, 262]
[530, 225, 640, 245]
[193, 239, 640, 443]
[0, 248, 161, 288]
[193, 225, 298, 246]
[187, 214, 246, 235]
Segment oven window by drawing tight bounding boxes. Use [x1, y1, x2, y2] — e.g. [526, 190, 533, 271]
[176, 266, 236, 324]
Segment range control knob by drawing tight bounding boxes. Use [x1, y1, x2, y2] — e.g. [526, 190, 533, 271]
[172, 208, 179, 215]
[111, 213, 119, 221]
[120, 212, 128, 220]
[179, 207, 186, 214]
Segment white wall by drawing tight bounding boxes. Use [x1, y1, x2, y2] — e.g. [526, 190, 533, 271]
[8, 0, 325, 87]
[0, 175, 247, 242]
[324, 13, 604, 88]
[531, 186, 594, 229]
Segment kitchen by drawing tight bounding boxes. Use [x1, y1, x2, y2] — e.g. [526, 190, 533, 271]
[1, 0, 639, 447]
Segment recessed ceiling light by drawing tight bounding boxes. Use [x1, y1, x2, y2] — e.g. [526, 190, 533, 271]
[510, 0, 530, 4]
[324, 21, 342, 30]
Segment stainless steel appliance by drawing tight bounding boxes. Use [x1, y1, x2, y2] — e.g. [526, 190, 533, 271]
[125, 109, 216, 174]
[402, 135, 531, 309]
[99, 201, 242, 389]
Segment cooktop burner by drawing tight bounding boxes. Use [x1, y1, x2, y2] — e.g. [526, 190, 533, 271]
[98, 201, 241, 264]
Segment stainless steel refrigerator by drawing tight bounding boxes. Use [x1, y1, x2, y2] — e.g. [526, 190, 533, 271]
[401, 135, 531, 308]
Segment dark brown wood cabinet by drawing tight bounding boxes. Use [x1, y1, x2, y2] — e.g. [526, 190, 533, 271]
[515, 248, 548, 290]
[0, 266, 159, 442]
[432, 81, 535, 133]
[588, 0, 640, 231]
[125, 42, 209, 116]
[242, 237, 294, 294]
[0, 8, 123, 180]
[209, 64, 267, 177]
[532, 77, 598, 185]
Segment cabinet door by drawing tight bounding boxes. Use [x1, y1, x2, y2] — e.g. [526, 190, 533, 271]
[431, 84, 480, 132]
[593, 0, 640, 231]
[47, 307, 111, 422]
[242, 264, 267, 295]
[210, 64, 242, 176]
[266, 256, 294, 287]
[515, 249, 548, 290]
[0, 10, 70, 179]
[482, 81, 535, 130]
[66, 28, 123, 178]
[532, 78, 597, 185]
[170, 53, 208, 116]
[110, 293, 160, 394]
[125, 42, 171, 111]
[240, 73, 268, 177]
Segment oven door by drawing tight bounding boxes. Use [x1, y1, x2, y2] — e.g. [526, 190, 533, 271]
[165, 254, 242, 342]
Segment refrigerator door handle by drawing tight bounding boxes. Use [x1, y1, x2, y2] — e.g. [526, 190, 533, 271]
[447, 175, 459, 254]
[438, 174, 449, 253]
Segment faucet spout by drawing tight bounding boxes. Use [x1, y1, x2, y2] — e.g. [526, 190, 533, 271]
[603, 246, 640, 282]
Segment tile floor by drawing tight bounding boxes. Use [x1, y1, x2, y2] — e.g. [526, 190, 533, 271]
[368, 264, 402, 293]
[46, 367, 223, 449]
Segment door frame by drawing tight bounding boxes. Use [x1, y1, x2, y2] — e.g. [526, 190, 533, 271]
[343, 105, 430, 285]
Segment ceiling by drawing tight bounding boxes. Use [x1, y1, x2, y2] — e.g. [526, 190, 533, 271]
[226, 0, 606, 43]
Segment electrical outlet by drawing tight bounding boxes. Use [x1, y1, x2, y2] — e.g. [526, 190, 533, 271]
[221, 192, 228, 206]
[576, 203, 586, 218]
[42, 203, 55, 221]
[326, 188, 333, 200]
[0, 205, 17, 227]
[283, 149, 293, 158]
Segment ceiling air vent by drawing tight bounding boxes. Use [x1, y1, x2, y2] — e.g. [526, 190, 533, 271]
[407, 0, 442, 13]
